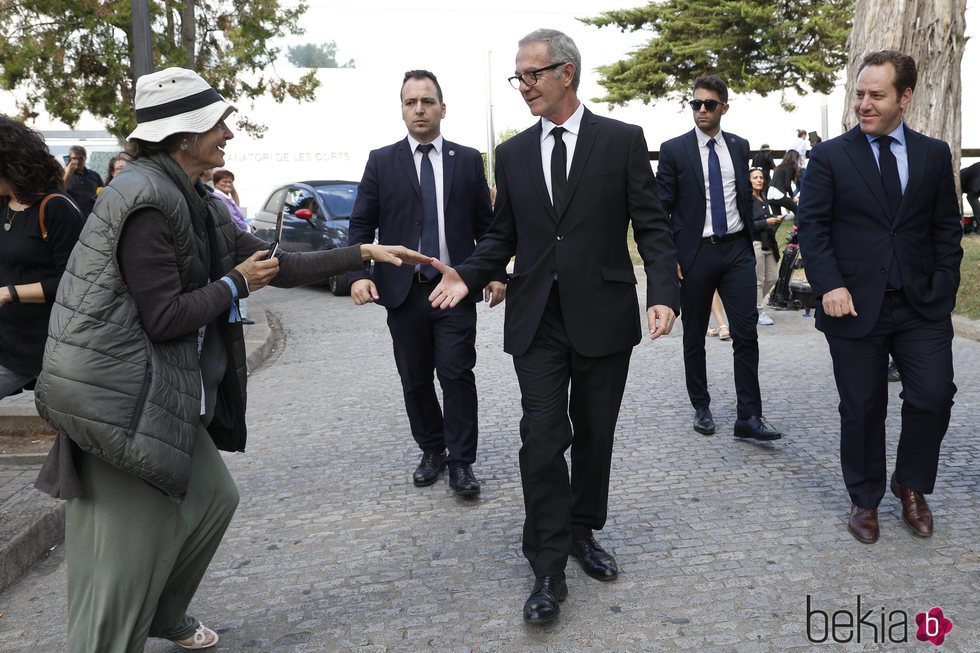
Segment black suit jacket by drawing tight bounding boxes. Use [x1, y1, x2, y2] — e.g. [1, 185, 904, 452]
[656, 129, 755, 271]
[796, 124, 963, 338]
[456, 107, 679, 358]
[347, 137, 499, 308]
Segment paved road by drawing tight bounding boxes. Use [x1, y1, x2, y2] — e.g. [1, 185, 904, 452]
[1, 283, 978, 652]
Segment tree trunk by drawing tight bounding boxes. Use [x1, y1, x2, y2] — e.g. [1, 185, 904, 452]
[842, 0, 967, 195]
[180, 0, 196, 68]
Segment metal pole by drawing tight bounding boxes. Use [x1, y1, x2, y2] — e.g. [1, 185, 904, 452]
[131, 0, 154, 80]
[820, 97, 829, 141]
[486, 51, 495, 184]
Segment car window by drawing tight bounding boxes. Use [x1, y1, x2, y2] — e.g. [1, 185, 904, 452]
[283, 187, 317, 216]
[316, 185, 357, 219]
[263, 188, 286, 213]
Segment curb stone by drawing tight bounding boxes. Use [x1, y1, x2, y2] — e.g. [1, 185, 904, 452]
[0, 303, 276, 595]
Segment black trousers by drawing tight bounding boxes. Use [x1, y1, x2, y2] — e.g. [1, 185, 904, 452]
[385, 279, 479, 464]
[512, 285, 631, 577]
[825, 290, 955, 508]
[679, 236, 762, 419]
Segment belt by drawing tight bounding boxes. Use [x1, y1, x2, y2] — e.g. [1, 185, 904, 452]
[702, 232, 742, 244]
[413, 271, 442, 283]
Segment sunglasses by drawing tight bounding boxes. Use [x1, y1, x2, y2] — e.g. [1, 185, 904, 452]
[689, 99, 723, 112]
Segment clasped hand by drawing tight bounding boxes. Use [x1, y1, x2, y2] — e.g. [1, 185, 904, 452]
[428, 260, 472, 309]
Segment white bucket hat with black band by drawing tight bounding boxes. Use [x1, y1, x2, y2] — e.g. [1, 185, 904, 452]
[127, 67, 237, 142]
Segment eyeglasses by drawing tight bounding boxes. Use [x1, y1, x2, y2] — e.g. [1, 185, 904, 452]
[508, 62, 567, 89]
[748, 167, 764, 172]
[689, 99, 723, 112]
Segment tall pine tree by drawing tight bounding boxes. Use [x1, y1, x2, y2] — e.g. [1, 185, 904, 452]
[581, 0, 853, 110]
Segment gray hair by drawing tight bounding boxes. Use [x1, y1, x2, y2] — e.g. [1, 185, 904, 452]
[519, 29, 581, 91]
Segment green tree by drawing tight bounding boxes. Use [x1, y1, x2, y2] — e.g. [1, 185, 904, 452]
[496, 127, 521, 145]
[287, 41, 354, 68]
[581, 0, 853, 109]
[0, 0, 320, 139]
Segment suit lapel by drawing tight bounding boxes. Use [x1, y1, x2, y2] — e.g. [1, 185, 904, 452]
[442, 139, 456, 213]
[684, 130, 706, 212]
[896, 127, 925, 226]
[397, 139, 421, 198]
[841, 126, 891, 221]
[522, 122, 558, 220]
[725, 134, 746, 199]
[559, 108, 598, 221]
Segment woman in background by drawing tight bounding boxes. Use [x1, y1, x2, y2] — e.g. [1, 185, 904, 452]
[103, 153, 131, 187]
[750, 167, 781, 326]
[212, 169, 253, 322]
[769, 149, 801, 216]
[0, 115, 85, 399]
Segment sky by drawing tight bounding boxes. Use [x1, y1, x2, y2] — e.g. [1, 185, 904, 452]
[3, 0, 979, 213]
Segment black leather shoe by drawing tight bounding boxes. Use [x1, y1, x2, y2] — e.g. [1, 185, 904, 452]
[523, 574, 567, 624]
[240, 318, 255, 325]
[448, 462, 481, 497]
[693, 407, 715, 435]
[412, 450, 446, 487]
[733, 415, 782, 441]
[571, 536, 618, 581]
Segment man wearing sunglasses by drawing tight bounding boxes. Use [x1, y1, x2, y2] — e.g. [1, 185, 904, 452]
[657, 75, 783, 443]
[427, 28, 678, 625]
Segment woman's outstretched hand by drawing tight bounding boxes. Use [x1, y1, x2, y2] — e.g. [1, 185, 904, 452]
[361, 244, 431, 266]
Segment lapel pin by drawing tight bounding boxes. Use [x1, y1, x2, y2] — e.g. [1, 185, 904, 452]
[449, 150, 455, 157]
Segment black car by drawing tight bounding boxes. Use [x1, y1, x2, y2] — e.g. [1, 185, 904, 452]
[252, 180, 359, 295]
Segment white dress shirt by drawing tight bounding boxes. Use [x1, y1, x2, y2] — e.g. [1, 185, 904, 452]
[695, 127, 744, 237]
[540, 102, 585, 203]
[407, 133, 449, 265]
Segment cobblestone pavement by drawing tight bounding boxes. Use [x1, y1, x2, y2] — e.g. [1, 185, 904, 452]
[1, 282, 978, 652]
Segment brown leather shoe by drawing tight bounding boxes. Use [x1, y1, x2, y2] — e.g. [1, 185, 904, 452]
[890, 475, 934, 537]
[847, 505, 879, 543]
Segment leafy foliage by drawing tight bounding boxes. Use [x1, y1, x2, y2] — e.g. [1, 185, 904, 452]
[0, 0, 320, 139]
[581, 0, 853, 109]
[496, 127, 521, 145]
[287, 41, 354, 68]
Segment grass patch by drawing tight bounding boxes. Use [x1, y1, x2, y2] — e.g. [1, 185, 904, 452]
[628, 220, 980, 319]
[957, 234, 980, 319]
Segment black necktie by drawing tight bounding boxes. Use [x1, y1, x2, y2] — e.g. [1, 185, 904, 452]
[875, 135, 904, 288]
[550, 126, 567, 215]
[707, 138, 728, 236]
[875, 135, 903, 217]
[417, 143, 439, 279]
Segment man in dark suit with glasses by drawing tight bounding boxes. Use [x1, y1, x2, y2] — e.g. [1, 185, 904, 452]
[428, 28, 678, 625]
[657, 76, 783, 443]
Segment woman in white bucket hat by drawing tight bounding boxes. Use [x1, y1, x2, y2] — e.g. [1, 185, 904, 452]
[34, 67, 428, 652]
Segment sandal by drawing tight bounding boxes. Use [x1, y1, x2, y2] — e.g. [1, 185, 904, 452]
[707, 327, 720, 337]
[172, 623, 219, 650]
[718, 325, 731, 341]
